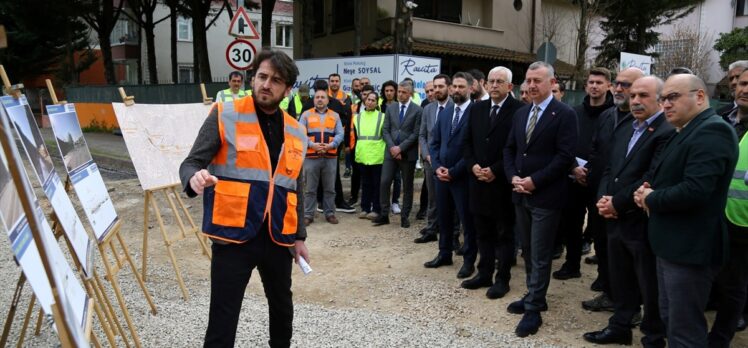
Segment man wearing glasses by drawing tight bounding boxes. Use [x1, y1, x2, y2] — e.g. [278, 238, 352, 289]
[634, 74, 739, 347]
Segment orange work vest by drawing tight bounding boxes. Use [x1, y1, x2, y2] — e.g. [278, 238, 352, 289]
[202, 97, 308, 246]
[328, 88, 347, 103]
[302, 108, 340, 159]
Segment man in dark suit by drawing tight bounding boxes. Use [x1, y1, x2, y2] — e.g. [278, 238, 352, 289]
[423, 71, 477, 279]
[634, 74, 739, 347]
[718, 61, 748, 120]
[415, 74, 453, 243]
[583, 76, 673, 346]
[373, 80, 423, 228]
[503, 61, 578, 337]
[461, 66, 523, 299]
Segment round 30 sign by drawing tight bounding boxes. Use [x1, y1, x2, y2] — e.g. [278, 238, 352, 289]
[225, 39, 256, 71]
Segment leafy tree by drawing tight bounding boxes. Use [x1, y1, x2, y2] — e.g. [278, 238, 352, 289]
[0, 0, 94, 85]
[714, 27, 748, 71]
[594, 0, 704, 69]
[79, 0, 126, 85]
[124, 0, 173, 84]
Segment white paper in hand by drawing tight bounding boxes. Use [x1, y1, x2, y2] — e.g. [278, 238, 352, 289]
[297, 256, 313, 275]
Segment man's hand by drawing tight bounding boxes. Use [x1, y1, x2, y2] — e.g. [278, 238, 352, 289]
[436, 166, 452, 182]
[634, 182, 653, 214]
[294, 240, 309, 264]
[480, 167, 496, 183]
[425, 155, 431, 164]
[518, 177, 535, 192]
[573, 166, 588, 186]
[189, 169, 218, 195]
[512, 176, 531, 194]
[389, 146, 401, 158]
[596, 195, 618, 219]
[311, 143, 323, 152]
[472, 164, 484, 180]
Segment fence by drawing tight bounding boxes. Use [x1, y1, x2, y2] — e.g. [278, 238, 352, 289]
[64, 83, 229, 104]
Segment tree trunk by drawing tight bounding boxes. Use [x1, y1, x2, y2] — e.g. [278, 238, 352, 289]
[169, 3, 178, 83]
[99, 30, 117, 84]
[137, 26, 143, 84]
[144, 10, 158, 84]
[574, 1, 589, 81]
[261, 0, 276, 48]
[394, 0, 405, 53]
[191, 12, 201, 83]
[353, 0, 361, 56]
[301, 0, 313, 58]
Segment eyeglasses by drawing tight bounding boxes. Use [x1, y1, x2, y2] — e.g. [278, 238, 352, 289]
[613, 81, 632, 89]
[658, 89, 699, 104]
[487, 79, 507, 85]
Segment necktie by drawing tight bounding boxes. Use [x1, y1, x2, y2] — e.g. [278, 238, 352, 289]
[451, 107, 461, 135]
[490, 105, 499, 125]
[399, 104, 406, 124]
[526, 106, 539, 143]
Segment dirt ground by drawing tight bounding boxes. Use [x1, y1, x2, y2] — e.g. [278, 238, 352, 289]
[94, 172, 748, 348]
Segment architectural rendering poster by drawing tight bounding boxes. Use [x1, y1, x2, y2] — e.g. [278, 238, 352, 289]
[0, 97, 94, 276]
[112, 102, 210, 190]
[0, 138, 89, 346]
[47, 104, 118, 242]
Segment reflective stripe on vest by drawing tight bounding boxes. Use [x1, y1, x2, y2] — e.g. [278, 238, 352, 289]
[204, 97, 308, 246]
[216, 89, 248, 102]
[726, 133, 748, 227]
[301, 108, 339, 159]
[354, 110, 385, 165]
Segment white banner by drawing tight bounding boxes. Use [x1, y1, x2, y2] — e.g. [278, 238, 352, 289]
[620, 52, 653, 75]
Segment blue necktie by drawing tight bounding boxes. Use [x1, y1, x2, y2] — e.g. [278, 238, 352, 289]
[399, 104, 406, 124]
[450, 107, 461, 135]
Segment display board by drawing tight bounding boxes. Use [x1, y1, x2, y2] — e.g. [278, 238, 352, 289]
[111, 102, 211, 190]
[46, 103, 118, 241]
[1, 96, 93, 276]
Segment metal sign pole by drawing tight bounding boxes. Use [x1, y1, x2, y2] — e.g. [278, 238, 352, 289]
[238, 0, 247, 90]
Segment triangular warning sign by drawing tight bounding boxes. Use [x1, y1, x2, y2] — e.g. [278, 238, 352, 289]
[229, 7, 260, 39]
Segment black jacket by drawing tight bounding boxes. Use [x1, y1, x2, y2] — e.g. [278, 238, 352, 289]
[573, 93, 614, 159]
[586, 106, 633, 193]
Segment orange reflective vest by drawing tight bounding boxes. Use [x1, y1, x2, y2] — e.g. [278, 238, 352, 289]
[302, 109, 340, 159]
[328, 89, 347, 103]
[202, 97, 308, 246]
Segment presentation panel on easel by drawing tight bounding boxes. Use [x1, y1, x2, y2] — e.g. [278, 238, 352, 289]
[112, 102, 210, 190]
[0, 138, 89, 346]
[0, 96, 94, 276]
[46, 103, 118, 242]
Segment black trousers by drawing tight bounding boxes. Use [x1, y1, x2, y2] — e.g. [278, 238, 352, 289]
[350, 161, 361, 201]
[607, 220, 665, 347]
[360, 164, 382, 214]
[588, 196, 610, 294]
[708, 223, 748, 348]
[474, 213, 514, 283]
[555, 181, 587, 271]
[204, 231, 293, 348]
[418, 174, 428, 214]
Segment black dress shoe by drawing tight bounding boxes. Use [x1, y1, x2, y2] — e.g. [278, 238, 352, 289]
[583, 327, 632, 345]
[552, 266, 581, 280]
[372, 216, 390, 226]
[424, 255, 453, 268]
[455, 245, 466, 256]
[457, 263, 475, 278]
[460, 275, 492, 289]
[738, 316, 747, 332]
[486, 281, 510, 299]
[507, 298, 548, 314]
[413, 233, 437, 243]
[415, 210, 426, 220]
[515, 311, 542, 337]
[590, 277, 604, 292]
[401, 217, 410, 228]
[585, 255, 598, 264]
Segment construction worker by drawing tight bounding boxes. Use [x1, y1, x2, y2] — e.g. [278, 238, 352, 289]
[286, 84, 311, 119]
[215, 71, 249, 102]
[354, 91, 385, 220]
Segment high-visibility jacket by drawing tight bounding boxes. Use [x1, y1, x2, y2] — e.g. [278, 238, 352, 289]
[280, 96, 290, 111]
[301, 108, 341, 159]
[215, 88, 248, 102]
[328, 89, 347, 103]
[202, 97, 308, 246]
[354, 109, 385, 165]
[292, 95, 303, 117]
[411, 92, 422, 106]
[726, 133, 748, 227]
[350, 93, 360, 114]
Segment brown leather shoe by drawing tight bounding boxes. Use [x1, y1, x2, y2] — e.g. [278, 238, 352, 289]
[326, 215, 339, 224]
[303, 217, 313, 226]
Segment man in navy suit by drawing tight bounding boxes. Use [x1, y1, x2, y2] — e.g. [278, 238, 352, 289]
[423, 71, 478, 279]
[503, 61, 578, 337]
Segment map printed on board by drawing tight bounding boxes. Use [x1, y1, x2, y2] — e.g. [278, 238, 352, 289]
[47, 104, 118, 241]
[112, 102, 211, 190]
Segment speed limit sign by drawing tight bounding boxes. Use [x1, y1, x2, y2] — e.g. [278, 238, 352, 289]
[225, 39, 257, 71]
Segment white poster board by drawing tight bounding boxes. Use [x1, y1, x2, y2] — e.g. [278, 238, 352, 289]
[620, 52, 653, 75]
[295, 54, 441, 103]
[2, 97, 94, 276]
[111, 102, 211, 190]
[47, 104, 118, 241]
[0, 109, 89, 347]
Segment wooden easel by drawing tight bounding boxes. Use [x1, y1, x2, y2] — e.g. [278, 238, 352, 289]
[0, 75, 94, 347]
[200, 83, 213, 105]
[118, 87, 211, 301]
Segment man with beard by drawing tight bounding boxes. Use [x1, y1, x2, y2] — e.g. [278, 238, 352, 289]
[180, 50, 309, 347]
[553, 67, 613, 281]
[468, 69, 489, 101]
[462, 66, 524, 298]
[503, 61, 578, 337]
[415, 74, 453, 243]
[583, 76, 672, 346]
[519, 82, 531, 104]
[424, 72, 478, 279]
[582, 67, 644, 312]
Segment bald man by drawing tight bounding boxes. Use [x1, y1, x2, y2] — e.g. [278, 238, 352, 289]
[634, 74, 738, 347]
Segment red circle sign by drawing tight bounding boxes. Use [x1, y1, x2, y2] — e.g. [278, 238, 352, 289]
[225, 39, 256, 71]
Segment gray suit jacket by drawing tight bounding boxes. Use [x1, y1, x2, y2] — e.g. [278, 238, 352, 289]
[419, 97, 454, 160]
[383, 100, 423, 161]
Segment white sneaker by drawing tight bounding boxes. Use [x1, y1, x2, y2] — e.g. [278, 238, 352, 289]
[391, 203, 401, 215]
[316, 207, 323, 213]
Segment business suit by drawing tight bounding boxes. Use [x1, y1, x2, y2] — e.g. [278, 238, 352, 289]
[645, 108, 738, 347]
[464, 96, 523, 286]
[419, 98, 454, 236]
[380, 100, 422, 220]
[598, 112, 673, 345]
[503, 95, 578, 312]
[430, 100, 477, 265]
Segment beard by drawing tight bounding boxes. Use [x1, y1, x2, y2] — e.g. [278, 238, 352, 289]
[470, 90, 481, 100]
[452, 92, 468, 104]
[254, 90, 284, 110]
